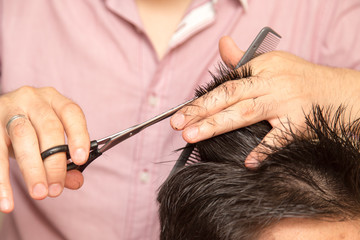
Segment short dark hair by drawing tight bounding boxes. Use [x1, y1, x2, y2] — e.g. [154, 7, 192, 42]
[157, 67, 360, 240]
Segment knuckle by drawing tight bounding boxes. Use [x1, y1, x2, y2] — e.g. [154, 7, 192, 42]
[2, 86, 37, 106]
[14, 151, 29, 165]
[41, 86, 56, 92]
[15, 86, 38, 100]
[212, 111, 228, 126]
[239, 99, 257, 118]
[10, 119, 30, 138]
[183, 103, 205, 118]
[43, 157, 66, 177]
[46, 165, 66, 179]
[22, 164, 37, 175]
[16, 85, 36, 95]
[200, 91, 224, 110]
[220, 81, 239, 97]
[0, 179, 10, 192]
[239, 98, 270, 122]
[61, 101, 82, 116]
[222, 79, 253, 101]
[39, 86, 59, 96]
[16, 155, 40, 174]
[257, 101, 271, 119]
[214, 113, 236, 133]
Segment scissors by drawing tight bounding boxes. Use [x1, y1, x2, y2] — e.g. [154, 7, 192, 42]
[41, 98, 195, 172]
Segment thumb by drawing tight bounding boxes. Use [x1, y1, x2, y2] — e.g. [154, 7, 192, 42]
[219, 36, 245, 68]
[65, 170, 84, 190]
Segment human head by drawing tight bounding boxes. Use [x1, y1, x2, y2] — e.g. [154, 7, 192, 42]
[157, 67, 360, 240]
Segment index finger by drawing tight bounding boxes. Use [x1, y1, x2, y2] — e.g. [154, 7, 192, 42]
[170, 70, 270, 131]
[170, 36, 256, 130]
[41, 88, 90, 165]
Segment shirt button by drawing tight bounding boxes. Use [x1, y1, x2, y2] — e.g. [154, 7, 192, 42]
[148, 95, 159, 107]
[139, 170, 150, 184]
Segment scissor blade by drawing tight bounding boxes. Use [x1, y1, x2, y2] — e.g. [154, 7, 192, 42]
[98, 97, 196, 153]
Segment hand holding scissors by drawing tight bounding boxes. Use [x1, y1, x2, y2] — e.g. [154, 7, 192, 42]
[0, 84, 194, 212]
[41, 98, 195, 172]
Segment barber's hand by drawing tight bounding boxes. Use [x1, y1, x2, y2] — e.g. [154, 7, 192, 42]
[0, 86, 90, 213]
[171, 36, 360, 168]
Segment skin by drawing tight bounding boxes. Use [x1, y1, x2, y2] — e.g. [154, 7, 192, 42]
[135, 0, 192, 59]
[0, 87, 89, 213]
[170, 36, 360, 167]
[259, 218, 360, 240]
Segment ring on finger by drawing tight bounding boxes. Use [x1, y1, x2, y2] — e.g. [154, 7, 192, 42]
[6, 114, 28, 135]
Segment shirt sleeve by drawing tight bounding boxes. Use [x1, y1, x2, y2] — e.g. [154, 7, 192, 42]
[319, 0, 360, 70]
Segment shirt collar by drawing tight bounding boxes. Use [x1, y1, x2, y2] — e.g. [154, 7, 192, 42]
[213, 0, 248, 12]
[238, 0, 248, 12]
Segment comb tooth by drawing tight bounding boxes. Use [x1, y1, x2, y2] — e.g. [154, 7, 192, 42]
[186, 158, 199, 165]
[258, 41, 279, 50]
[262, 33, 280, 44]
[259, 36, 280, 48]
[255, 35, 280, 56]
[259, 40, 279, 48]
[192, 149, 200, 156]
[265, 32, 280, 41]
[186, 147, 201, 165]
[256, 45, 273, 52]
[251, 31, 281, 60]
[255, 47, 274, 55]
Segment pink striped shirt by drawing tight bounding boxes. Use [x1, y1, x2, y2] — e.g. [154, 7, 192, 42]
[1, 0, 360, 239]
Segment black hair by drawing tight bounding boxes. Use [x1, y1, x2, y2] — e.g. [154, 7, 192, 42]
[157, 66, 360, 240]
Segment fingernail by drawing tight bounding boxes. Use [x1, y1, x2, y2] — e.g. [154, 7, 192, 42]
[245, 157, 260, 168]
[32, 183, 47, 199]
[184, 127, 199, 141]
[48, 183, 62, 197]
[0, 198, 11, 212]
[73, 148, 86, 163]
[171, 113, 185, 129]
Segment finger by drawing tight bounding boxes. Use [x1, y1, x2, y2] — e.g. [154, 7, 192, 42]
[0, 131, 14, 213]
[28, 106, 67, 198]
[245, 124, 292, 169]
[6, 114, 48, 200]
[181, 95, 275, 143]
[42, 88, 90, 165]
[171, 76, 271, 131]
[64, 170, 84, 190]
[219, 36, 245, 68]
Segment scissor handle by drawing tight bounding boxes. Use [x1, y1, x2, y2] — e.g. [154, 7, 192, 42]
[67, 148, 102, 172]
[41, 140, 101, 172]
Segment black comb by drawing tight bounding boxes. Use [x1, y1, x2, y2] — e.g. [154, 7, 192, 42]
[234, 26, 281, 69]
